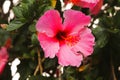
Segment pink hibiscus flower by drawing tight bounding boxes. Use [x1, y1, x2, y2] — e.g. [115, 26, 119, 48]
[90, 0, 103, 15]
[0, 47, 9, 74]
[64, 0, 103, 15]
[36, 9, 95, 67]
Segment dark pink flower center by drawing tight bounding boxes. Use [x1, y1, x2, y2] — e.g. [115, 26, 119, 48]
[56, 31, 79, 46]
[56, 31, 67, 41]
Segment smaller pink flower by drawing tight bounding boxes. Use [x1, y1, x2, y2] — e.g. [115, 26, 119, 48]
[64, 0, 103, 15]
[0, 47, 9, 74]
[90, 0, 103, 15]
[36, 9, 95, 67]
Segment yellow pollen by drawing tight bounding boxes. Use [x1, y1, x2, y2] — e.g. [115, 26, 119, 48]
[65, 35, 79, 46]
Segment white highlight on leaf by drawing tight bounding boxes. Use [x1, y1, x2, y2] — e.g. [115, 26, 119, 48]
[91, 18, 99, 28]
[113, 6, 120, 16]
[2, 0, 11, 14]
[60, 0, 73, 11]
[92, 24, 97, 28]
[114, 6, 120, 11]
[60, 0, 64, 9]
[12, 0, 20, 6]
[101, 3, 108, 14]
[8, 9, 15, 22]
[12, 73, 20, 80]
[10, 58, 21, 80]
[11, 58, 20, 76]
[63, 3, 73, 11]
[54, 74, 57, 78]
[49, 70, 53, 74]
[94, 19, 99, 24]
[101, 3, 108, 10]
[42, 72, 50, 77]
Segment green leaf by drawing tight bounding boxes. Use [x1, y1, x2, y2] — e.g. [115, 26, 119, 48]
[29, 23, 36, 32]
[21, 2, 36, 20]
[18, 59, 33, 80]
[0, 29, 9, 46]
[99, 15, 113, 29]
[31, 33, 39, 45]
[93, 26, 109, 48]
[13, 0, 35, 20]
[7, 20, 26, 31]
[44, 6, 54, 12]
[96, 33, 108, 48]
[65, 67, 76, 74]
[13, 7, 23, 18]
[23, 53, 31, 58]
[43, 58, 58, 69]
[20, 3, 31, 19]
[22, 0, 35, 4]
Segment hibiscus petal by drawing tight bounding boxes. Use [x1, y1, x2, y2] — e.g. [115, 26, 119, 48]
[63, 9, 91, 34]
[71, 0, 98, 9]
[36, 10, 62, 37]
[0, 47, 9, 61]
[0, 62, 6, 74]
[72, 28, 95, 57]
[38, 33, 59, 58]
[57, 44, 83, 67]
[90, 0, 103, 15]
[0, 47, 8, 74]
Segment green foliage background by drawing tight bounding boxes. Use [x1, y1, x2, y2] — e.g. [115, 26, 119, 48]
[0, 0, 120, 80]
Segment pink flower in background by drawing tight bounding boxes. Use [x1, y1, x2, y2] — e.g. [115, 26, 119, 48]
[36, 9, 95, 67]
[64, 0, 103, 15]
[0, 47, 9, 74]
[90, 0, 103, 15]
[69, 0, 98, 8]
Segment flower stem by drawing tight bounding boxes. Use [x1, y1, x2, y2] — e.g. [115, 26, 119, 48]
[34, 65, 39, 76]
[34, 48, 43, 75]
[37, 48, 43, 74]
